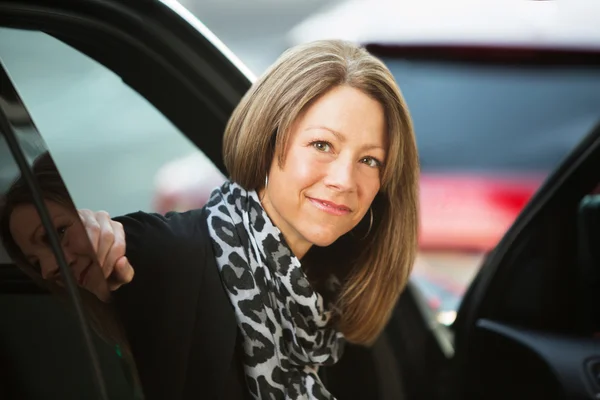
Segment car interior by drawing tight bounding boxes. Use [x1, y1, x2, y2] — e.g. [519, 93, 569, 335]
[448, 124, 600, 400]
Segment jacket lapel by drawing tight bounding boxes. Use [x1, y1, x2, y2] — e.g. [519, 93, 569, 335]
[182, 209, 240, 399]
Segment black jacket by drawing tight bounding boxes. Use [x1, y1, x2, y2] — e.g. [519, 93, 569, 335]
[112, 209, 250, 400]
[110, 210, 395, 400]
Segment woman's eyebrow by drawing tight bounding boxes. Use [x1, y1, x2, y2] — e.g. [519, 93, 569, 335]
[305, 126, 345, 142]
[362, 144, 386, 151]
[305, 126, 385, 151]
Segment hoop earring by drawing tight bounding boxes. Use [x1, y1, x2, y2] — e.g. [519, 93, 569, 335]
[358, 207, 373, 240]
[265, 175, 269, 189]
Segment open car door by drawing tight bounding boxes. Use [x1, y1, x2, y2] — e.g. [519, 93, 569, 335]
[451, 121, 600, 400]
[383, 122, 600, 399]
[0, 52, 134, 400]
[0, 0, 251, 399]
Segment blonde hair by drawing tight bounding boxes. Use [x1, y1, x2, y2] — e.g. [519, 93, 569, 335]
[224, 40, 419, 345]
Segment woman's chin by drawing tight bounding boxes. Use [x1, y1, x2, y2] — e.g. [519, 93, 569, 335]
[88, 287, 111, 303]
[95, 291, 111, 303]
[305, 229, 345, 248]
[80, 282, 111, 303]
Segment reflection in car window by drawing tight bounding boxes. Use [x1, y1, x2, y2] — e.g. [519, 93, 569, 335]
[0, 27, 225, 217]
[0, 149, 139, 398]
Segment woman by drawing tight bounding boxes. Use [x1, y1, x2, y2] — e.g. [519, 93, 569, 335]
[108, 39, 418, 399]
[11, 39, 419, 399]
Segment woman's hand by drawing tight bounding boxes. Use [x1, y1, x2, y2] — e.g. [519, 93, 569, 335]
[78, 209, 134, 291]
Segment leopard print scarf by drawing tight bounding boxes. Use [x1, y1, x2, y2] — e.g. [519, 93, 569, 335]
[205, 181, 344, 399]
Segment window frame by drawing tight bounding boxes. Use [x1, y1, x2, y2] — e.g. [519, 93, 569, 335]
[0, 0, 252, 176]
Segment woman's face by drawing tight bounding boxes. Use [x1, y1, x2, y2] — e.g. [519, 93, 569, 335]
[261, 85, 386, 258]
[9, 200, 109, 301]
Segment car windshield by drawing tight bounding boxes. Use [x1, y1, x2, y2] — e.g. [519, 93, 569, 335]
[381, 57, 600, 173]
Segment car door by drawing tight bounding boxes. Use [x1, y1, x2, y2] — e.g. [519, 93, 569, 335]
[0, 1, 251, 399]
[452, 121, 600, 400]
[383, 122, 600, 399]
[0, 58, 138, 400]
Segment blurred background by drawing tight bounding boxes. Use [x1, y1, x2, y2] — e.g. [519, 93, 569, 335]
[178, 0, 345, 74]
[2, 0, 600, 328]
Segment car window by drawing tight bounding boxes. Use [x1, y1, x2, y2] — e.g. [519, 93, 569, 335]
[380, 57, 600, 326]
[0, 27, 225, 217]
[0, 140, 138, 399]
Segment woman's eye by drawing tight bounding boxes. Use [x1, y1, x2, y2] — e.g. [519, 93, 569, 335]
[361, 157, 382, 168]
[56, 226, 67, 238]
[311, 141, 331, 152]
[40, 225, 69, 245]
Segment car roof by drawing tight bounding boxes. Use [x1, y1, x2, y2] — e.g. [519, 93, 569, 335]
[289, 0, 600, 50]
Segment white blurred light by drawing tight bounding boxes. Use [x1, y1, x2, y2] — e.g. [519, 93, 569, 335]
[437, 310, 457, 326]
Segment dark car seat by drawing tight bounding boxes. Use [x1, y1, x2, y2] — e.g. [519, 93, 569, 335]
[576, 194, 600, 335]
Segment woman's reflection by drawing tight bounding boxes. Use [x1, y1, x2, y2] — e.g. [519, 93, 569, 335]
[0, 152, 109, 301]
[0, 152, 142, 398]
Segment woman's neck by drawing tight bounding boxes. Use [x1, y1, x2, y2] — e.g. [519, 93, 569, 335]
[257, 188, 312, 260]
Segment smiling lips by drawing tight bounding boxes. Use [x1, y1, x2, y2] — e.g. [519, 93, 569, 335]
[308, 197, 352, 216]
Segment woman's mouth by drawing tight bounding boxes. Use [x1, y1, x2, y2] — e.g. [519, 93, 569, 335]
[307, 197, 352, 216]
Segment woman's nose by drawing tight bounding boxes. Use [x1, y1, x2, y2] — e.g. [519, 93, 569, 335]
[40, 248, 77, 280]
[40, 259, 60, 280]
[324, 156, 356, 192]
[62, 245, 78, 267]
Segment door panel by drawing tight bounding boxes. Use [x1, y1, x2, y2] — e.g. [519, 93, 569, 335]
[451, 123, 600, 399]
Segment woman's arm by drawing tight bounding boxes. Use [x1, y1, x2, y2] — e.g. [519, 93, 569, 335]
[77, 209, 207, 292]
